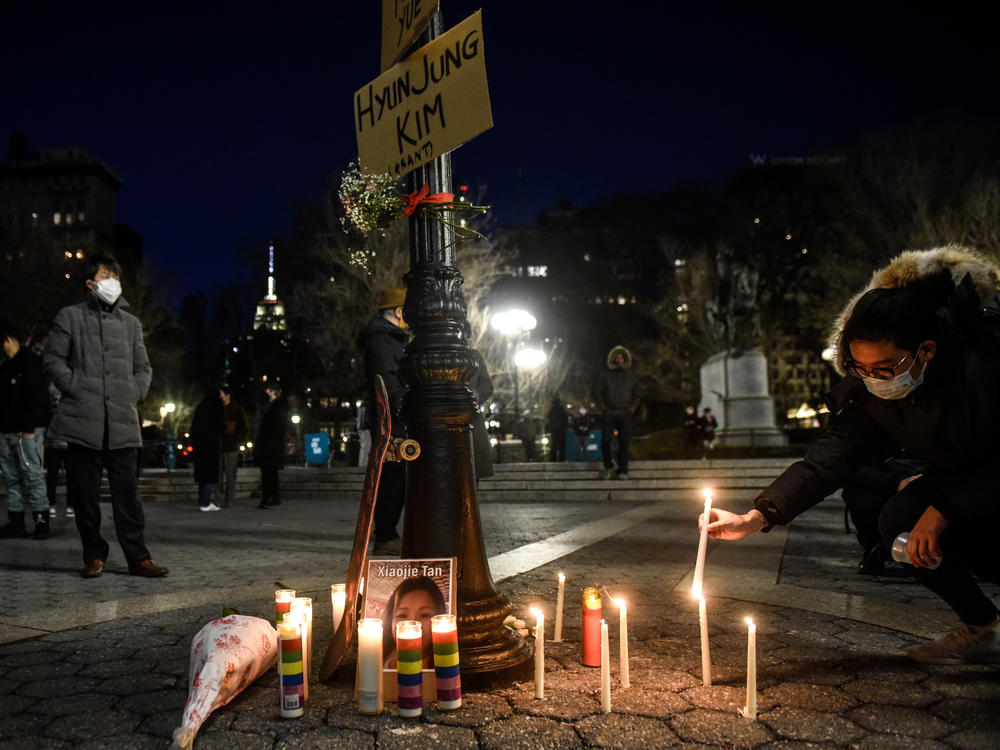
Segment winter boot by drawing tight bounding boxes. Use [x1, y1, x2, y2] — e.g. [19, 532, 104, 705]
[32, 511, 50, 540]
[0, 511, 28, 539]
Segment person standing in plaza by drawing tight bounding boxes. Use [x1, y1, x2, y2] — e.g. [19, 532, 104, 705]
[0, 319, 51, 539]
[217, 384, 249, 507]
[45, 382, 73, 519]
[681, 405, 700, 457]
[546, 396, 569, 462]
[190, 388, 223, 512]
[592, 345, 640, 479]
[254, 384, 288, 509]
[359, 285, 409, 556]
[43, 254, 167, 577]
[698, 407, 718, 457]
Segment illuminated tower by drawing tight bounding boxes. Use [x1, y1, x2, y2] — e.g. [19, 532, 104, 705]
[253, 239, 287, 332]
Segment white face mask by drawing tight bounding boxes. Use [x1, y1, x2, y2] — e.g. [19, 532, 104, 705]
[91, 278, 122, 305]
[862, 360, 927, 400]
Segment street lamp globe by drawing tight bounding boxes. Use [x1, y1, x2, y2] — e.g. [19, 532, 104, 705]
[490, 309, 536, 337]
[514, 347, 547, 370]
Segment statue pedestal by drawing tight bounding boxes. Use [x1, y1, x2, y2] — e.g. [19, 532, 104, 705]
[700, 349, 785, 447]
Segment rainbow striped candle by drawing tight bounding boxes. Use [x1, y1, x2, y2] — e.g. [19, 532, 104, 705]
[275, 589, 295, 628]
[277, 618, 305, 718]
[395, 620, 423, 717]
[431, 614, 461, 710]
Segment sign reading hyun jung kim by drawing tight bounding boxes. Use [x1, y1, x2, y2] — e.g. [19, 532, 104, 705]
[381, 0, 440, 72]
[355, 10, 493, 179]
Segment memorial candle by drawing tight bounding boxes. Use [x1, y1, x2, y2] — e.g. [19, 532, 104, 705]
[553, 572, 565, 642]
[699, 596, 712, 686]
[742, 617, 757, 719]
[530, 607, 544, 699]
[275, 589, 295, 628]
[600, 619, 611, 713]
[357, 618, 383, 715]
[431, 614, 462, 710]
[277, 618, 304, 718]
[331, 583, 346, 634]
[611, 597, 629, 689]
[692, 489, 713, 598]
[396, 620, 423, 718]
[581, 586, 602, 667]
[290, 597, 312, 701]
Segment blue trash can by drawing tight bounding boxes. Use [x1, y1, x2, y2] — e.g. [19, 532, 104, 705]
[305, 433, 330, 465]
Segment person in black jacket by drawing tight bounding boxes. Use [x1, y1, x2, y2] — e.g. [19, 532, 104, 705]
[359, 285, 410, 555]
[0, 319, 51, 539]
[592, 345, 640, 479]
[704, 247, 1000, 665]
[190, 388, 223, 512]
[255, 385, 288, 509]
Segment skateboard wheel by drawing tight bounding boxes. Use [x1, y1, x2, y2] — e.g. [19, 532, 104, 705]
[399, 439, 420, 460]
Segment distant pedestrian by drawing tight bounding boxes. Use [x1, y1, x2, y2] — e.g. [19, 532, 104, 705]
[45, 382, 73, 519]
[546, 396, 569, 462]
[592, 345, 640, 479]
[255, 384, 288, 509]
[0, 319, 51, 539]
[217, 384, 250, 507]
[190, 388, 223, 512]
[681, 405, 700, 457]
[517, 411, 538, 462]
[43, 253, 168, 577]
[359, 285, 409, 555]
[699, 407, 718, 456]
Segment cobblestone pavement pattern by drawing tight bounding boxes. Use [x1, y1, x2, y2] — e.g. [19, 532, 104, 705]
[2, 466, 1000, 749]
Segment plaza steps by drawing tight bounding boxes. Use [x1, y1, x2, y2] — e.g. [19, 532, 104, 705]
[4, 459, 796, 505]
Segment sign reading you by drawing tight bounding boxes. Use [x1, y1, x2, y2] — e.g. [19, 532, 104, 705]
[356, 10, 493, 179]
[381, 0, 439, 72]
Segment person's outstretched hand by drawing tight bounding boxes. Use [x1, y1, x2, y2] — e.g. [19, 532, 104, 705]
[701, 508, 767, 540]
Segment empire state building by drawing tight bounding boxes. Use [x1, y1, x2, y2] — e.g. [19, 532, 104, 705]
[253, 240, 287, 332]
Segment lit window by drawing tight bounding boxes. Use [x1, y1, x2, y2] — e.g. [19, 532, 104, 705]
[785, 233, 791, 240]
[754, 217, 760, 224]
[617, 296, 627, 305]
[64, 251, 73, 259]
[75, 250, 84, 259]
[526, 265, 548, 278]
[53, 213, 61, 225]
[66, 213, 73, 225]
[801, 248, 808, 254]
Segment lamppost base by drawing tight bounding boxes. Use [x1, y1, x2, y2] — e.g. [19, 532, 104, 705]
[458, 592, 533, 689]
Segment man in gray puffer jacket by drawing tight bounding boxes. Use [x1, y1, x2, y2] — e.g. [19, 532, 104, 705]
[43, 254, 167, 579]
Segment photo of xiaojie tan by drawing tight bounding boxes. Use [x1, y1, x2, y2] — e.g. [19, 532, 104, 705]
[363, 557, 456, 698]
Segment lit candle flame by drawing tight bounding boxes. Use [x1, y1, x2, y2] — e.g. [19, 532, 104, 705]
[691, 582, 703, 599]
[745, 617, 755, 627]
[558, 572, 565, 583]
[530, 607, 543, 620]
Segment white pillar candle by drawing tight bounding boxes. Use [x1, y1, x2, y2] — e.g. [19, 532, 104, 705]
[600, 619, 611, 713]
[692, 489, 713, 598]
[530, 607, 544, 699]
[742, 617, 757, 719]
[331, 583, 346, 635]
[699, 596, 711, 686]
[612, 598, 629, 688]
[290, 598, 313, 701]
[357, 617, 383, 714]
[553, 572, 565, 642]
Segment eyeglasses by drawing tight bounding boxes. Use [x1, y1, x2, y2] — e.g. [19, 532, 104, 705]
[843, 352, 914, 381]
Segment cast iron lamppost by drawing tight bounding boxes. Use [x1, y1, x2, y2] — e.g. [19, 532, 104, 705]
[397, 9, 531, 687]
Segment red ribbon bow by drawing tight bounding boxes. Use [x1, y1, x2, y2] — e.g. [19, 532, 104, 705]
[402, 182, 454, 216]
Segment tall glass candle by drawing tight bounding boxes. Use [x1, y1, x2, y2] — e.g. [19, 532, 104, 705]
[530, 607, 544, 699]
[277, 618, 305, 718]
[554, 572, 565, 642]
[396, 620, 423, 717]
[600, 619, 611, 713]
[742, 617, 757, 719]
[275, 589, 295, 628]
[331, 583, 346, 634]
[699, 597, 711, 686]
[692, 489, 712, 597]
[431, 614, 461, 710]
[582, 586, 602, 667]
[290, 597, 312, 701]
[357, 618, 383, 714]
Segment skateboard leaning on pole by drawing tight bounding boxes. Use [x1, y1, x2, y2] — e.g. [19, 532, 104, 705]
[319, 374, 420, 680]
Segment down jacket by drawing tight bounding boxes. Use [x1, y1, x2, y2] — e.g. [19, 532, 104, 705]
[43, 294, 152, 450]
[755, 246, 1000, 528]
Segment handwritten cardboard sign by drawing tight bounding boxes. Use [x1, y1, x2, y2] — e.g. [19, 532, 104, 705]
[381, 0, 439, 72]
[356, 10, 493, 178]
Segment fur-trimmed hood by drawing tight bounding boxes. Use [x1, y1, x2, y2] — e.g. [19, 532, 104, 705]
[829, 244, 1000, 375]
[606, 345, 633, 370]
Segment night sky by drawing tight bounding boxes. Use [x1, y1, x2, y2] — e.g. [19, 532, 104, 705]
[5, 2, 998, 308]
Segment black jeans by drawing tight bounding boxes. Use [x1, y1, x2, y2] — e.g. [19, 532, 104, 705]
[45, 445, 72, 509]
[879, 479, 1000, 626]
[601, 411, 633, 474]
[260, 466, 281, 506]
[374, 461, 405, 543]
[66, 444, 150, 566]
